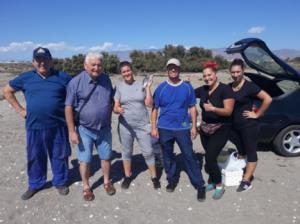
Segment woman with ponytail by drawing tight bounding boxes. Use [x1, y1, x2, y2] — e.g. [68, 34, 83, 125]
[194, 61, 235, 199]
[229, 59, 272, 192]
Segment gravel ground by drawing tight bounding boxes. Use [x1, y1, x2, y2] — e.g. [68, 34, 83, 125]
[0, 72, 299, 224]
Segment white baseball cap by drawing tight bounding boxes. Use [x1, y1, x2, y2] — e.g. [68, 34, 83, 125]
[166, 58, 181, 67]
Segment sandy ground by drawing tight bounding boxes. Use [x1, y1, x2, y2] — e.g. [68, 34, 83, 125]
[0, 72, 299, 224]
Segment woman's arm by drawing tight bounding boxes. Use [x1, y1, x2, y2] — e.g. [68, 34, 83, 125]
[243, 90, 272, 119]
[144, 85, 153, 107]
[113, 100, 124, 114]
[203, 98, 235, 117]
[151, 107, 159, 138]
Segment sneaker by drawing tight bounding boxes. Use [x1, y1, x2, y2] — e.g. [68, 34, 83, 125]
[212, 187, 225, 200]
[166, 182, 177, 192]
[236, 180, 252, 192]
[151, 177, 161, 189]
[56, 186, 69, 196]
[197, 186, 206, 202]
[205, 183, 215, 192]
[21, 189, 39, 200]
[121, 176, 132, 189]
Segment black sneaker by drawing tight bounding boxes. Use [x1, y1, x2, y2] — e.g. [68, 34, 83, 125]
[121, 176, 132, 189]
[166, 182, 177, 192]
[151, 177, 161, 189]
[236, 180, 252, 192]
[56, 186, 69, 195]
[197, 186, 206, 202]
[21, 189, 39, 200]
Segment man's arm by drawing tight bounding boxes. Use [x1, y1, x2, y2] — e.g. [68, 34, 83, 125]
[189, 106, 198, 139]
[65, 105, 79, 144]
[2, 84, 26, 118]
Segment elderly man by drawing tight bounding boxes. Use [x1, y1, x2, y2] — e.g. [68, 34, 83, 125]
[3, 47, 72, 200]
[65, 52, 115, 201]
[151, 58, 206, 201]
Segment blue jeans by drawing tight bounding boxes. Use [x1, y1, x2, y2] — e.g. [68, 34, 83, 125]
[77, 125, 112, 162]
[26, 126, 71, 190]
[158, 128, 205, 188]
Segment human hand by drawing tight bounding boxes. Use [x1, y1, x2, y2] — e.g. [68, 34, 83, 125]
[243, 110, 259, 119]
[18, 108, 27, 119]
[69, 131, 79, 144]
[117, 106, 125, 114]
[146, 75, 153, 88]
[151, 128, 159, 139]
[203, 101, 216, 112]
[190, 127, 197, 139]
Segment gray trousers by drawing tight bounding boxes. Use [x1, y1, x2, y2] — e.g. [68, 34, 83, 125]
[118, 121, 155, 165]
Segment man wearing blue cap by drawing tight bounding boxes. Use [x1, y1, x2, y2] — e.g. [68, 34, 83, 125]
[2, 47, 72, 200]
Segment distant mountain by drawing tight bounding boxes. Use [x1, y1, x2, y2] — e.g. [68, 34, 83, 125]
[109, 49, 160, 61]
[109, 48, 300, 61]
[1, 48, 299, 63]
[272, 49, 300, 60]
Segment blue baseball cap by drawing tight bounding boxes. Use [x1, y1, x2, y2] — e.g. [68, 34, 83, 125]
[33, 47, 52, 60]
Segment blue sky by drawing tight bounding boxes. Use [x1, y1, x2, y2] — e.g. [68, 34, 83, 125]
[0, 0, 299, 60]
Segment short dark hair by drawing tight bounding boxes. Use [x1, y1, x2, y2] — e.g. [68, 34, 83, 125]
[119, 61, 132, 72]
[230, 58, 245, 70]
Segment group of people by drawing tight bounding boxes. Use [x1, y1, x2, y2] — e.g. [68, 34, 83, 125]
[2, 47, 272, 202]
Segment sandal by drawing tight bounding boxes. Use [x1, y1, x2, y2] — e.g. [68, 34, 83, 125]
[83, 188, 95, 201]
[104, 182, 116, 196]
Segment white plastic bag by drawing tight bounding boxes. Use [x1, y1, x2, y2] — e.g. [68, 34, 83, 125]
[224, 151, 246, 171]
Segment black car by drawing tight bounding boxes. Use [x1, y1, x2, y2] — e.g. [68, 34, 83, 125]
[226, 38, 300, 157]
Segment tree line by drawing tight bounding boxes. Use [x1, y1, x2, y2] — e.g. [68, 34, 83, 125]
[53, 45, 228, 76]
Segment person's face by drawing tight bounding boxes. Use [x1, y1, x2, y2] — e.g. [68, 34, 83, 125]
[167, 64, 180, 79]
[203, 67, 217, 87]
[230, 65, 244, 83]
[84, 58, 103, 78]
[32, 57, 52, 76]
[120, 65, 134, 83]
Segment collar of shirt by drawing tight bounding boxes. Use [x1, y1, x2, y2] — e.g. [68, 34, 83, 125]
[34, 68, 54, 79]
[83, 70, 102, 84]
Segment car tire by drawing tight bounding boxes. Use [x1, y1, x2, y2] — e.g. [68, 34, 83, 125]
[273, 125, 300, 157]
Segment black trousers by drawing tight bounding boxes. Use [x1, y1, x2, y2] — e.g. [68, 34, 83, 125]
[200, 123, 231, 184]
[230, 125, 259, 162]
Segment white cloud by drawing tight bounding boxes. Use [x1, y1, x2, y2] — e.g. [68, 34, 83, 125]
[89, 42, 113, 51]
[0, 41, 87, 53]
[114, 44, 131, 51]
[248, 26, 265, 34]
[0, 41, 35, 52]
[0, 41, 131, 54]
[149, 45, 158, 49]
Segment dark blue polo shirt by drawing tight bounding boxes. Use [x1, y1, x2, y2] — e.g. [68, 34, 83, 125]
[65, 71, 113, 131]
[9, 69, 71, 130]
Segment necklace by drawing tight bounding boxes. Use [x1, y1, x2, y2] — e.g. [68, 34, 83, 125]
[232, 79, 245, 92]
